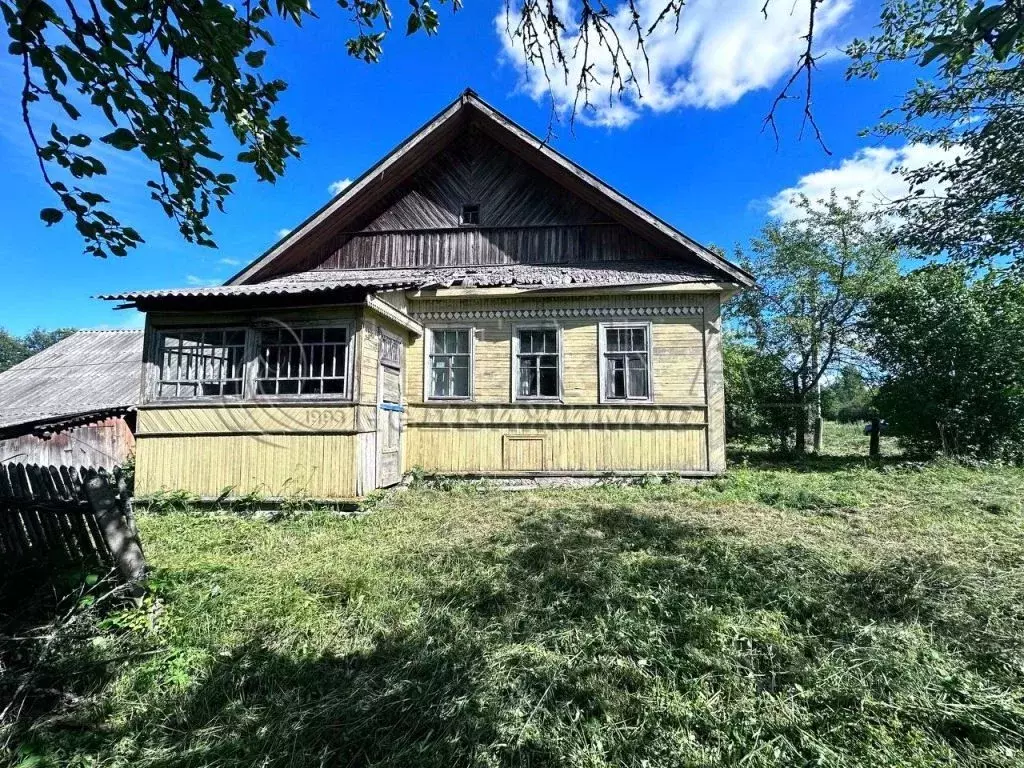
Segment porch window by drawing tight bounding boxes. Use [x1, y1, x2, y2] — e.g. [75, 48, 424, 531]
[514, 328, 560, 399]
[156, 329, 246, 398]
[600, 324, 652, 402]
[428, 328, 471, 398]
[256, 326, 351, 396]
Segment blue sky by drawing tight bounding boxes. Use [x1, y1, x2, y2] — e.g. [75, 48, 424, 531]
[0, 0, 925, 334]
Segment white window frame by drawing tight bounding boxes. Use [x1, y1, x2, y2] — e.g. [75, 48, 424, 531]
[598, 321, 654, 404]
[511, 323, 563, 402]
[252, 320, 356, 401]
[152, 326, 249, 401]
[424, 325, 475, 401]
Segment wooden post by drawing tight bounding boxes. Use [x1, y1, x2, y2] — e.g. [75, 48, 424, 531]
[84, 473, 147, 597]
[869, 417, 881, 459]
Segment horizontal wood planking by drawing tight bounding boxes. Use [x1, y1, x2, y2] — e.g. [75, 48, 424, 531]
[405, 425, 707, 473]
[137, 405, 375, 435]
[135, 433, 358, 499]
[407, 294, 708, 405]
[407, 404, 706, 427]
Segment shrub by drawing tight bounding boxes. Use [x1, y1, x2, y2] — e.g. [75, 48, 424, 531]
[867, 267, 1024, 460]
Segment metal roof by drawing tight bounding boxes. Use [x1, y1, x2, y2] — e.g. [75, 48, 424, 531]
[0, 330, 144, 432]
[99, 262, 720, 303]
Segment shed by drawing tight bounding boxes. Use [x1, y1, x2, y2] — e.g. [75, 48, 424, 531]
[0, 330, 144, 468]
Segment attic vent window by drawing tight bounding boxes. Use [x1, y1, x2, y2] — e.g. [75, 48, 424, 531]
[461, 204, 480, 226]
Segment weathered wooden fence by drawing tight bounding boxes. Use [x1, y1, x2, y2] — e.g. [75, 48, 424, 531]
[0, 463, 146, 587]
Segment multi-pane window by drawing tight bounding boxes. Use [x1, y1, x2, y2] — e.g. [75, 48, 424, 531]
[516, 329, 559, 398]
[257, 327, 350, 396]
[602, 325, 651, 401]
[429, 328, 471, 398]
[157, 329, 246, 398]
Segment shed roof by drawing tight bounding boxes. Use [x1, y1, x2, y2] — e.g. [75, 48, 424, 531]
[0, 330, 144, 433]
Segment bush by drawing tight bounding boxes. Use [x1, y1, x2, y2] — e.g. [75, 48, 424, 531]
[867, 267, 1024, 460]
[723, 340, 794, 449]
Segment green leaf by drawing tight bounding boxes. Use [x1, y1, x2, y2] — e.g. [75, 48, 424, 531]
[101, 127, 138, 151]
[245, 50, 267, 67]
[40, 208, 64, 225]
[407, 12, 421, 34]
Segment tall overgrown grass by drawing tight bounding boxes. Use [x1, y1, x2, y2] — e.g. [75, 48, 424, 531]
[4, 438, 1024, 766]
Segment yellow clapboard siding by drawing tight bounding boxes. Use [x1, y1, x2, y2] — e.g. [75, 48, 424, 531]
[407, 293, 708, 406]
[406, 425, 707, 473]
[135, 433, 358, 498]
[406, 403, 706, 426]
[137, 405, 369, 434]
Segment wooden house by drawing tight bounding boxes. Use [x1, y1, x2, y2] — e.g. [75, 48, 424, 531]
[103, 91, 753, 500]
[0, 330, 143, 468]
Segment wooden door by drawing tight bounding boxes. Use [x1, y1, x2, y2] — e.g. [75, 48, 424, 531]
[376, 330, 404, 488]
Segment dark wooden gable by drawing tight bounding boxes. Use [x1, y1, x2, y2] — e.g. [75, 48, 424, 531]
[292, 125, 684, 273]
[229, 91, 753, 287]
[362, 127, 609, 231]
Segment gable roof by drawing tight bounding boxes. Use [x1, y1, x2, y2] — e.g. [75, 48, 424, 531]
[227, 89, 753, 288]
[0, 330, 144, 434]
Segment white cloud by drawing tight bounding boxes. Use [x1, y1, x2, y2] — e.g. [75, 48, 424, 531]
[185, 274, 221, 287]
[768, 143, 961, 221]
[496, 0, 853, 127]
[275, 228, 291, 239]
[218, 257, 242, 266]
[328, 178, 352, 195]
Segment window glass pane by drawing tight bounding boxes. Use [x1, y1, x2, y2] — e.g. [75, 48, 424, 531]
[452, 365, 470, 397]
[627, 355, 649, 398]
[607, 357, 626, 398]
[455, 330, 470, 354]
[255, 326, 349, 398]
[520, 359, 537, 397]
[431, 364, 450, 398]
[631, 328, 646, 351]
[158, 329, 246, 400]
[539, 366, 558, 396]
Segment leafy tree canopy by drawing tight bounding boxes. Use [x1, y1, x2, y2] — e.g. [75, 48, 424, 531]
[867, 265, 1024, 459]
[0, 326, 75, 372]
[729, 193, 899, 450]
[848, 0, 1024, 266]
[2, 0, 457, 258]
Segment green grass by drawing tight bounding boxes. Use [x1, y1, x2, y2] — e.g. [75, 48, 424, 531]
[6, 429, 1024, 767]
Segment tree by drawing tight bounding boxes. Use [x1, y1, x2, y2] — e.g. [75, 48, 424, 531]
[0, 330, 28, 373]
[848, 0, 1024, 266]
[0, 327, 76, 372]
[821, 366, 874, 423]
[21, 327, 76, 355]
[3, 0, 842, 259]
[2, 0, 456, 257]
[866, 266, 1024, 459]
[730, 193, 899, 452]
[723, 339, 793, 451]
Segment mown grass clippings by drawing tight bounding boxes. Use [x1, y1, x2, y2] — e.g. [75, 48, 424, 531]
[5, 428, 1024, 767]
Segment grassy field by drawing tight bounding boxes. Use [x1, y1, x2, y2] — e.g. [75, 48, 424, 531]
[6, 424, 1024, 767]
